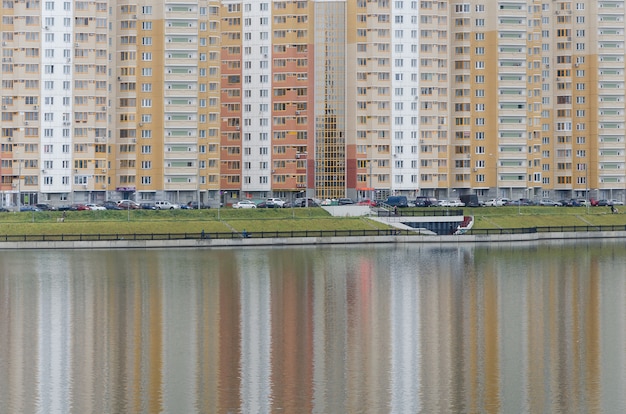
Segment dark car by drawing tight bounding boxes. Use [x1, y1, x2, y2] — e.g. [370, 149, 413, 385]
[102, 201, 123, 210]
[338, 198, 354, 205]
[459, 194, 481, 207]
[36, 203, 57, 211]
[293, 198, 319, 207]
[20, 205, 41, 212]
[258, 201, 281, 208]
[415, 196, 437, 207]
[385, 196, 409, 208]
[140, 203, 157, 210]
[187, 201, 209, 209]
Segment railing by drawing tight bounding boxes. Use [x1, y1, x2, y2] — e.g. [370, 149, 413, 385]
[377, 209, 464, 217]
[0, 229, 411, 242]
[468, 224, 626, 235]
[2, 224, 626, 242]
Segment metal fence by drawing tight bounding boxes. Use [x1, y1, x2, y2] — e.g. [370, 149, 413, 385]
[376, 209, 464, 217]
[2, 224, 626, 243]
[0, 229, 409, 242]
[467, 224, 626, 235]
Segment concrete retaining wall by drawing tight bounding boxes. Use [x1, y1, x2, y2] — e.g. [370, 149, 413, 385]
[1, 231, 625, 250]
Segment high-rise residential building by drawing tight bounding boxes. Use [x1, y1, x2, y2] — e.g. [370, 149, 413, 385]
[2, 0, 626, 208]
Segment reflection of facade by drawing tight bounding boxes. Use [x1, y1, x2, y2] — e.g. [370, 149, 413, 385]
[269, 254, 314, 413]
[1, 245, 623, 412]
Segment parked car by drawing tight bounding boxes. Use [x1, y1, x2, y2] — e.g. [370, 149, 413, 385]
[102, 201, 123, 210]
[186, 201, 210, 209]
[484, 198, 506, 207]
[154, 200, 180, 210]
[233, 200, 257, 209]
[35, 203, 57, 211]
[338, 198, 354, 205]
[459, 194, 480, 207]
[85, 203, 106, 211]
[293, 198, 319, 207]
[610, 199, 624, 206]
[415, 196, 437, 207]
[357, 199, 378, 207]
[539, 199, 562, 206]
[256, 201, 278, 208]
[385, 196, 408, 208]
[118, 200, 140, 209]
[20, 205, 41, 212]
[448, 199, 466, 207]
[266, 198, 286, 208]
[0, 207, 9, 212]
[140, 203, 157, 210]
[575, 199, 590, 207]
[70, 203, 90, 211]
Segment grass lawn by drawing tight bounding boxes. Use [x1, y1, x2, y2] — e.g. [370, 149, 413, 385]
[464, 206, 626, 229]
[0, 206, 625, 236]
[0, 208, 388, 235]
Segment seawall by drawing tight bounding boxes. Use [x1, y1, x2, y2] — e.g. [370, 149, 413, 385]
[1, 230, 625, 250]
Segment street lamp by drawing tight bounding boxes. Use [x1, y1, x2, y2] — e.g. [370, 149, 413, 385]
[490, 153, 499, 199]
[217, 190, 221, 220]
[17, 158, 21, 211]
[296, 151, 308, 207]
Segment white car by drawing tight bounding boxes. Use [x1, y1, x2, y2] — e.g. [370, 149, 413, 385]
[154, 200, 180, 210]
[610, 199, 624, 206]
[448, 199, 466, 207]
[437, 200, 451, 207]
[485, 198, 506, 207]
[85, 203, 106, 211]
[266, 198, 286, 207]
[233, 200, 257, 209]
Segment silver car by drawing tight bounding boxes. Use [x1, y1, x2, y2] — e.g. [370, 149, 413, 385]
[233, 200, 257, 209]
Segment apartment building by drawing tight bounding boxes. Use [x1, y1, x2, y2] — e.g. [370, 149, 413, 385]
[1, 0, 108, 207]
[2, 1, 626, 207]
[347, 0, 420, 202]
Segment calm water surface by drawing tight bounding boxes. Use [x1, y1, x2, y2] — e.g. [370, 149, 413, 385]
[1, 240, 626, 413]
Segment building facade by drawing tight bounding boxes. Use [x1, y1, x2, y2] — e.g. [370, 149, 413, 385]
[1, 0, 626, 208]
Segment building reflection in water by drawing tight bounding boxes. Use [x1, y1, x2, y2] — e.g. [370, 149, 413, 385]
[1, 241, 625, 413]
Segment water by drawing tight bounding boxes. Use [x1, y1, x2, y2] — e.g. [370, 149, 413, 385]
[1, 240, 626, 413]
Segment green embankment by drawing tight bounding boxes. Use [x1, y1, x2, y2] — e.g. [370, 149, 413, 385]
[0, 206, 624, 236]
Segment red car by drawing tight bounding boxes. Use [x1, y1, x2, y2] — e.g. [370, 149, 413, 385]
[70, 203, 90, 211]
[357, 199, 378, 207]
[118, 200, 140, 209]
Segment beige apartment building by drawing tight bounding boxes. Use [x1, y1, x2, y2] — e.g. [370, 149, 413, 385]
[1, 0, 626, 208]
